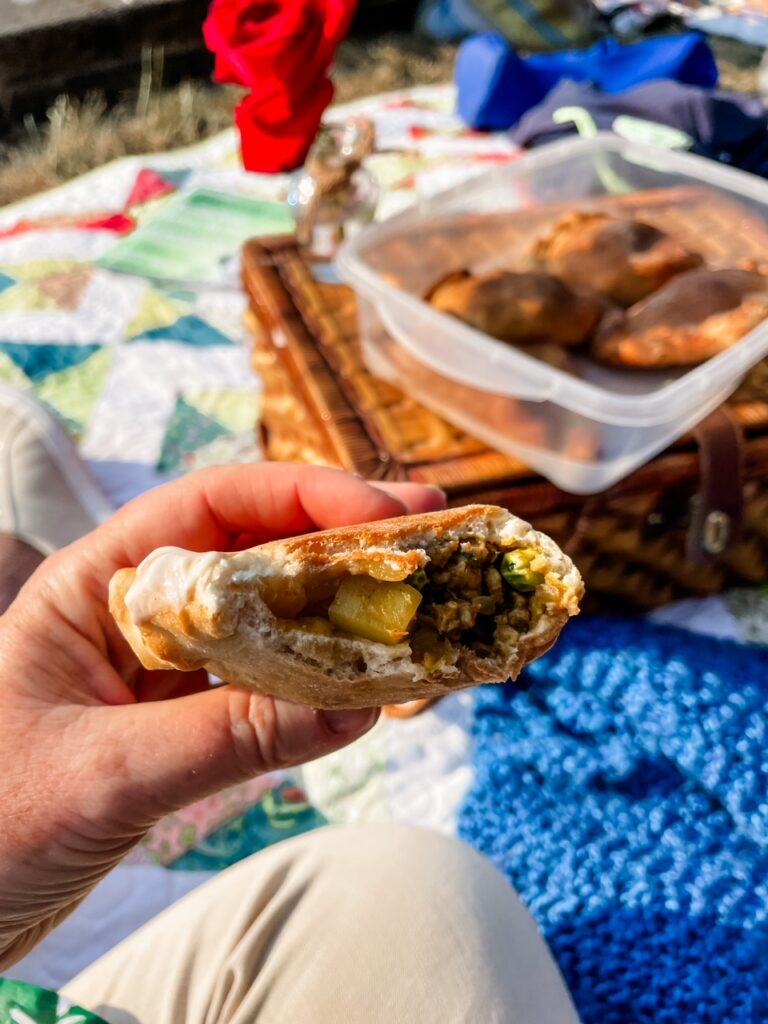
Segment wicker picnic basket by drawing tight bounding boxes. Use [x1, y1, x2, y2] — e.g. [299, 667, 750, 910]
[242, 186, 768, 612]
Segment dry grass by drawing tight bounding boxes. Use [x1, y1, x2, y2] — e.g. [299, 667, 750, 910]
[0, 34, 457, 207]
[0, 83, 239, 207]
[0, 32, 760, 207]
[334, 35, 457, 101]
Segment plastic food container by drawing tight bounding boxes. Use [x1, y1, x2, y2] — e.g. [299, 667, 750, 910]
[337, 134, 768, 494]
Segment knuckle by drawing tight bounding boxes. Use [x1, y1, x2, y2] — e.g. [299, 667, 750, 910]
[227, 689, 290, 778]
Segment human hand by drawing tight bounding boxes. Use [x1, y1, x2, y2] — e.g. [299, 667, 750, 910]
[0, 463, 445, 967]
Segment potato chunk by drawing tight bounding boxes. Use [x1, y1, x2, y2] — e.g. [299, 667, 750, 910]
[329, 576, 422, 645]
[260, 577, 307, 618]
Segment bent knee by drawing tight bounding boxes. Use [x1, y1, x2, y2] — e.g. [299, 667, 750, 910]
[292, 823, 512, 913]
[307, 821, 483, 865]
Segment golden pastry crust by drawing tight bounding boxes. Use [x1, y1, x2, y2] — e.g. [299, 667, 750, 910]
[592, 268, 768, 368]
[531, 211, 703, 307]
[426, 268, 604, 347]
[109, 506, 583, 709]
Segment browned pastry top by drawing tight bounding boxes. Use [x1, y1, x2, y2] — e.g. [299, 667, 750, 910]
[531, 211, 703, 306]
[593, 268, 768, 368]
[426, 268, 605, 347]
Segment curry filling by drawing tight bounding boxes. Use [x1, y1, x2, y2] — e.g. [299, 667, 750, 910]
[270, 537, 546, 672]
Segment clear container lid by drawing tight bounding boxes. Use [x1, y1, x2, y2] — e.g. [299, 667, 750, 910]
[338, 134, 768, 428]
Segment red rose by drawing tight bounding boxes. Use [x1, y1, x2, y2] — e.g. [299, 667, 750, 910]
[235, 83, 333, 172]
[203, 0, 356, 171]
[203, 0, 354, 93]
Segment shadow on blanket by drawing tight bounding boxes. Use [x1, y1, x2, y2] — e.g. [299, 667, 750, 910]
[458, 615, 768, 1024]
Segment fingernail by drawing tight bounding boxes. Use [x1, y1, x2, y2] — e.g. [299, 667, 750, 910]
[420, 485, 447, 511]
[374, 487, 407, 510]
[321, 707, 378, 736]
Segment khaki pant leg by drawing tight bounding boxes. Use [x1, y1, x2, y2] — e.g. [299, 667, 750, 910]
[62, 824, 579, 1024]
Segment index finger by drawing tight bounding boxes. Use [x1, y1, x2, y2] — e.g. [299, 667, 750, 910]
[89, 463, 445, 572]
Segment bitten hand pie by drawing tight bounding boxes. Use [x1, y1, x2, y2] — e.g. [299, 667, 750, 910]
[592, 268, 768, 368]
[531, 211, 703, 306]
[426, 268, 604, 346]
[109, 506, 583, 709]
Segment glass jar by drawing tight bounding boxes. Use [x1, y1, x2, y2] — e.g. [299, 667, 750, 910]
[288, 118, 379, 258]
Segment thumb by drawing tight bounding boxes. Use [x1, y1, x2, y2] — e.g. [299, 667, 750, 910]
[95, 687, 378, 821]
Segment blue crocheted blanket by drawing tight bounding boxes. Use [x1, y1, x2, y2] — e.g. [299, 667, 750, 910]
[458, 616, 768, 1024]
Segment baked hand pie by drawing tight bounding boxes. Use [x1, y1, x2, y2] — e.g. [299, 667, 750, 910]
[531, 211, 703, 306]
[592, 268, 768, 368]
[426, 268, 604, 347]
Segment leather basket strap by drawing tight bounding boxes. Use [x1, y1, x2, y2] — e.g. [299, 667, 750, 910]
[688, 407, 745, 564]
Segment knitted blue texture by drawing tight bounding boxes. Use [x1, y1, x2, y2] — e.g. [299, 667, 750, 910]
[457, 616, 768, 1023]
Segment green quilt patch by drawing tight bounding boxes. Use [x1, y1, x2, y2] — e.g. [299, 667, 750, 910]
[0, 979, 105, 1023]
[157, 396, 231, 472]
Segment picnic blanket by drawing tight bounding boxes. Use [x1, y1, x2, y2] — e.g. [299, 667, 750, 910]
[461, 616, 768, 1023]
[3, 86, 767, 1017]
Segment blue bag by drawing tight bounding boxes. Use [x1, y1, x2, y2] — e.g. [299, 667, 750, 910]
[456, 31, 719, 130]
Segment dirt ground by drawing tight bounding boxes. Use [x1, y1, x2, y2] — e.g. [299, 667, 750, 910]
[0, 33, 760, 207]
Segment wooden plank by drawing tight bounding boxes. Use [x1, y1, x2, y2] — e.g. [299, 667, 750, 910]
[0, 0, 416, 118]
[0, 0, 212, 116]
